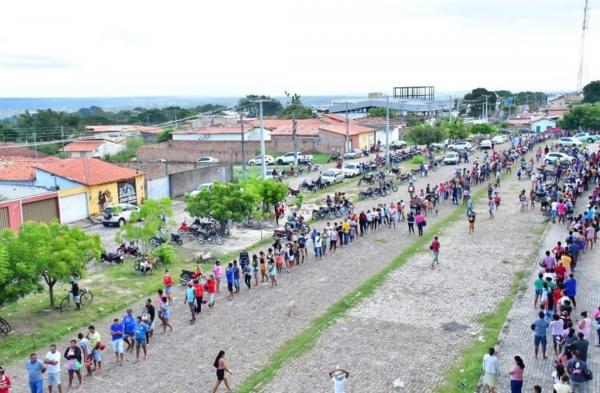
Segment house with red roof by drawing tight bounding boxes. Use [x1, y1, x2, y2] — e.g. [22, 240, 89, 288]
[61, 139, 125, 158]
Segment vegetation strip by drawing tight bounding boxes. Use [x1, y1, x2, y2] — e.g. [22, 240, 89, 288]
[237, 185, 490, 392]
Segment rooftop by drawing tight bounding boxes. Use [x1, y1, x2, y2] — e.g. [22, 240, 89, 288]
[34, 158, 141, 186]
[0, 156, 61, 181]
[61, 140, 105, 152]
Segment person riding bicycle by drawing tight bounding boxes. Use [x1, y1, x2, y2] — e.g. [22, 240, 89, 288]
[287, 212, 298, 230]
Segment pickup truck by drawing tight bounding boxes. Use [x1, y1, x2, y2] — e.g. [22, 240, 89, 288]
[275, 152, 313, 165]
[574, 132, 600, 143]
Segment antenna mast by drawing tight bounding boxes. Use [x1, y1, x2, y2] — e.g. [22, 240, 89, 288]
[577, 0, 591, 91]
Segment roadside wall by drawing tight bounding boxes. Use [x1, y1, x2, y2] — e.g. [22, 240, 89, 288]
[168, 164, 233, 198]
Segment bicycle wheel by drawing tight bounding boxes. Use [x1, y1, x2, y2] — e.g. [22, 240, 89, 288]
[59, 297, 70, 312]
[0, 317, 11, 334]
[81, 290, 93, 305]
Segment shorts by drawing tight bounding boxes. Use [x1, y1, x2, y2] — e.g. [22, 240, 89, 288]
[534, 335, 547, 349]
[188, 301, 195, 311]
[227, 282, 233, 292]
[112, 338, 124, 353]
[432, 251, 439, 261]
[216, 369, 225, 381]
[164, 286, 173, 294]
[234, 278, 240, 288]
[124, 332, 134, 341]
[483, 372, 498, 388]
[135, 339, 146, 349]
[92, 349, 102, 362]
[535, 289, 543, 296]
[208, 293, 215, 304]
[47, 372, 61, 386]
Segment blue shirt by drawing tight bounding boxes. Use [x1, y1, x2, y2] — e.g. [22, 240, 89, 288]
[110, 322, 124, 341]
[26, 359, 45, 382]
[225, 267, 234, 283]
[134, 322, 148, 341]
[564, 278, 577, 296]
[122, 314, 136, 333]
[534, 318, 549, 337]
[186, 286, 195, 302]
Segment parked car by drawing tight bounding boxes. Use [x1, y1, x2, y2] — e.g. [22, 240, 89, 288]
[197, 156, 219, 163]
[342, 163, 362, 177]
[574, 132, 600, 143]
[442, 152, 460, 165]
[189, 182, 214, 197]
[558, 137, 582, 147]
[447, 141, 472, 151]
[391, 140, 408, 149]
[479, 140, 492, 150]
[343, 149, 363, 159]
[544, 152, 574, 165]
[248, 155, 274, 165]
[321, 168, 344, 184]
[430, 142, 445, 151]
[275, 152, 313, 165]
[491, 135, 506, 144]
[102, 203, 140, 227]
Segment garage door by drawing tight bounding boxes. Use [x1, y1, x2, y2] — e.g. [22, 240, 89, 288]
[59, 193, 89, 223]
[22, 198, 59, 224]
[0, 207, 9, 229]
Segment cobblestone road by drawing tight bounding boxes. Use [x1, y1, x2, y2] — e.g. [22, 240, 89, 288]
[5, 158, 485, 392]
[264, 164, 548, 392]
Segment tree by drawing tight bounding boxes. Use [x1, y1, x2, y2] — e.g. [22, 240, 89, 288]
[6, 222, 102, 307]
[246, 178, 288, 212]
[583, 80, 600, 104]
[149, 244, 176, 266]
[236, 95, 283, 117]
[185, 182, 258, 226]
[278, 94, 314, 119]
[406, 124, 445, 146]
[157, 127, 173, 143]
[558, 103, 600, 131]
[469, 123, 497, 135]
[117, 198, 174, 257]
[463, 88, 495, 118]
[367, 107, 386, 118]
[438, 118, 468, 140]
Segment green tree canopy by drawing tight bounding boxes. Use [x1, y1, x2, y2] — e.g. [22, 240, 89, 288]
[367, 107, 386, 118]
[558, 103, 600, 130]
[236, 95, 283, 117]
[278, 94, 315, 119]
[0, 231, 42, 307]
[437, 118, 468, 140]
[583, 80, 600, 104]
[246, 178, 288, 211]
[406, 124, 445, 146]
[469, 123, 497, 135]
[463, 88, 495, 118]
[185, 182, 258, 224]
[117, 198, 174, 256]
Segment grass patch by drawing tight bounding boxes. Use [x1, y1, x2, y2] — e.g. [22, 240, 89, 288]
[374, 238, 387, 244]
[436, 271, 527, 393]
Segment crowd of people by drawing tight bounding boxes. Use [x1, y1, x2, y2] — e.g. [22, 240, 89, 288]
[481, 143, 600, 393]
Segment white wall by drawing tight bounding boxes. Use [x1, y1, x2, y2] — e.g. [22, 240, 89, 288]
[173, 129, 271, 142]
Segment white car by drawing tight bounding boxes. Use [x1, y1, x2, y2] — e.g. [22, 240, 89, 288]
[544, 152, 574, 165]
[248, 155, 274, 166]
[391, 140, 408, 149]
[275, 152, 313, 165]
[443, 152, 460, 165]
[189, 183, 214, 197]
[197, 156, 220, 163]
[574, 133, 600, 143]
[491, 135, 506, 144]
[558, 137, 582, 147]
[321, 168, 344, 184]
[448, 141, 472, 151]
[343, 149, 363, 159]
[479, 140, 492, 150]
[102, 203, 140, 227]
[342, 163, 362, 177]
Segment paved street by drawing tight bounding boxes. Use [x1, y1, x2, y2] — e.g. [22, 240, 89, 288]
[264, 156, 549, 392]
[4, 150, 484, 392]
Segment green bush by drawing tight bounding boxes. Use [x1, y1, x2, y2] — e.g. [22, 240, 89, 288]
[149, 244, 176, 266]
[411, 155, 425, 165]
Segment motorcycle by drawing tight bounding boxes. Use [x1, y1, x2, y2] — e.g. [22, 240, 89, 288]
[100, 251, 124, 264]
[196, 228, 224, 245]
[150, 232, 183, 247]
[288, 187, 301, 197]
[273, 227, 294, 241]
[283, 220, 310, 235]
[299, 180, 317, 193]
[358, 188, 374, 200]
[383, 181, 399, 193]
[357, 174, 376, 186]
[116, 242, 140, 256]
[311, 205, 342, 220]
[328, 150, 341, 162]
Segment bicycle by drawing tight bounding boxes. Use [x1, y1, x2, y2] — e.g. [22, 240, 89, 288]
[59, 288, 94, 312]
[0, 316, 12, 334]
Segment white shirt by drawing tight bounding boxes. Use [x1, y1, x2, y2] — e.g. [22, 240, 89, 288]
[332, 376, 347, 393]
[45, 351, 61, 374]
[482, 354, 499, 374]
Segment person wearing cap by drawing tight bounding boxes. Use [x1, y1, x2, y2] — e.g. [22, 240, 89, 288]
[329, 368, 349, 393]
[0, 366, 11, 393]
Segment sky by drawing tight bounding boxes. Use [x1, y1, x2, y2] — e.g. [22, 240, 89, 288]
[0, 0, 598, 98]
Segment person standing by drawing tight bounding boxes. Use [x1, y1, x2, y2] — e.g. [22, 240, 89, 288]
[532, 311, 549, 359]
[122, 309, 136, 353]
[0, 366, 11, 393]
[564, 274, 577, 308]
[133, 316, 148, 362]
[407, 211, 415, 234]
[314, 232, 323, 258]
[206, 274, 217, 309]
[86, 325, 102, 372]
[43, 345, 62, 393]
[144, 299, 156, 343]
[415, 212, 425, 236]
[329, 368, 350, 393]
[430, 236, 440, 268]
[225, 263, 235, 300]
[163, 270, 173, 304]
[468, 209, 476, 234]
[212, 351, 232, 393]
[25, 353, 45, 393]
[213, 261, 222, 293]
[63, 339, 82, 390]
[193, 279, 205, 313]
[159, 296, 173, 333]
[109, 318, 124, 365]
[76, 333, 92, 377]
[243, 262, 252, 290]
[508, 356, 525, 393]
[553, 374, 572, 393]
[185, 282, 196, 324]
[70, 278, 81, 311]
[232, 260, 241, 294]
[482, 348, 499, 393]
[567, 355, 590, 393]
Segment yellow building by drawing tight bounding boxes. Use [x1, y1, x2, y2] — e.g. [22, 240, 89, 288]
[34, 158, 145, 223]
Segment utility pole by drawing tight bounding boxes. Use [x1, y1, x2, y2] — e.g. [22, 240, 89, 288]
[60, 126, 65, 152]
[344, 101, 350, 153]
[239, 112, 247, 181]
[249, 98, 270, 178]
[484, 95, 489, 121]
[292, 112, 298, 166]
[33, 132, 38, 158]
[385, 95, 390, 166]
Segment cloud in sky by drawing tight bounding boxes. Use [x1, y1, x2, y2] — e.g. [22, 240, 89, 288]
[0, 0, 598, 97]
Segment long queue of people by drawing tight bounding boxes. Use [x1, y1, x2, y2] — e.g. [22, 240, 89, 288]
[482, 145, 600, 393]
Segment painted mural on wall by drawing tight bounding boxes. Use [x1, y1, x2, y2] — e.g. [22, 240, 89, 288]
[118, 179, 137, 205]
[98, 190, 112, 211]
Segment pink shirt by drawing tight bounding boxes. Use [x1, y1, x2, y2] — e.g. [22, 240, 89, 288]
[509, 365, 524, 381]
[213, 265, 222, 279]
[415, 214, 425, 224]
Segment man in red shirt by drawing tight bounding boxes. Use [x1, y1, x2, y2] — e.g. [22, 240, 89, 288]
[0, 366, 11, 393]
[555, 261, 567, 284]
[430, 236, 441, 268]
[193, 279, 204, 314]
[163, 270, 173, 305]
[206, 275, 217, 310]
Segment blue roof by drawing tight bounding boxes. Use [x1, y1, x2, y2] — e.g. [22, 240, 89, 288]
[328, 98, 449, 114]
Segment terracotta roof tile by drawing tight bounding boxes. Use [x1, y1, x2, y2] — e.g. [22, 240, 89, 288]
[0, 156, 60, 181]
[34, 158, 141, 186]
[62, 140, 104, 152]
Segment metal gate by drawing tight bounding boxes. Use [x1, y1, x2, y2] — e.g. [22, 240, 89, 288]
[0, 207, 9, 229]
[22, 198, 59, 224]
[59, 193, 89, 223]
[147, 177, 170, 200]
